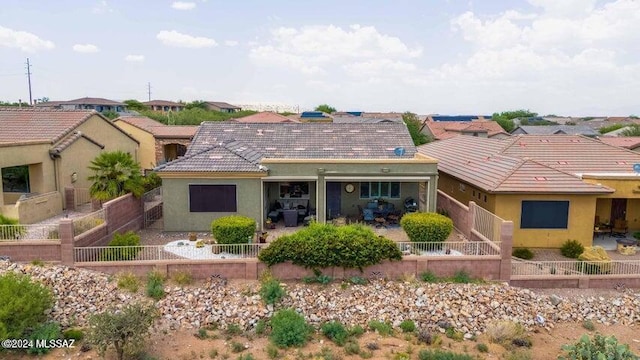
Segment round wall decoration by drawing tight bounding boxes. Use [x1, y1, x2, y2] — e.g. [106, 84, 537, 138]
[345, 183, 355, 193]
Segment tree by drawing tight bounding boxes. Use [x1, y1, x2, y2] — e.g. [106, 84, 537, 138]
[101, 110, 119, 120]
[184, 100, 208, 110]
[314, 104, 336, 113]
[0, 272, 53, 339]
[621, 124, 640, 136]
[402, 112, 430, 146]
[492, 109, 538, 133]
[87, 303, 157, 360]
[88, 151, 145, 200]
[123, 99, 148, 112]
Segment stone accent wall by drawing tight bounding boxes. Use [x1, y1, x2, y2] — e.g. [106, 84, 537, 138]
[155, 139, 191, 164]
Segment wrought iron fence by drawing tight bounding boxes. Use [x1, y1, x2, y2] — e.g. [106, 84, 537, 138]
[472, 205, 504, 244]
[396, 241, 502, 256]
[74, 243, 268, 262]
[511, 259, 640, 276]
[74, 187, 92, 207]
[0, 223, 60, 241]
[73, 209, 106, 237]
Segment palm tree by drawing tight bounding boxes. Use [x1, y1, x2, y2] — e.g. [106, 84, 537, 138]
[88, 151, 145, 201]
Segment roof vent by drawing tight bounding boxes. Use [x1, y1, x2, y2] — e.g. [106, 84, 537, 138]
[394, 147, 405, 156]
[257, 129, 263, 136]
[534, 176, 547, 181]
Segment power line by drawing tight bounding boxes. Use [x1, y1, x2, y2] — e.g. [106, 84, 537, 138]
[25, 58, 33, 105]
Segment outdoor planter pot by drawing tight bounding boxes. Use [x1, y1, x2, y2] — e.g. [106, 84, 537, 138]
[188, 232, 197, 241]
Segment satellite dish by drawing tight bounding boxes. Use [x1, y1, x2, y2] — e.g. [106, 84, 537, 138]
[394, 147, 405, 156]
[634, 163, 640, 173]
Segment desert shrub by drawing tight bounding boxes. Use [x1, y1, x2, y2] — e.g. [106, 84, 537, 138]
[101, 231, 141, 261]
[349, 276, 367, 285]
[485, 320, 525, 344]
[117, 272, 140, 292]
[266, 343, 279, 359]
[420, 271, 439, 283]
[505, 350, 533, 360]
[27, 321, 62, 354]
[417, 349, 475, 360]
[255, 319, 267, 335]
[445, 327, 464, 341]
[400, 212, 453, 243]
[258, 222, 402, 271]
[259, 278, 285, 305]
[211, 215, 256, 245]
[226, 323, 243, 336]
[73, 217, 105, 236]
[476, 343, 489, 353]
[87, 303, 158, 360]
[417, 329, 433, 345]
[450, 270, 472, 284]
[269, 309, 311, 348]
[559, 334, 637, 360]
[512, 248, 534, 260]
[349, 325, 364, 337]
[368, 320, 393, 336]
[582, 319, 596, 331]
[321, 321, 349, 346]
[145, 270, 165, 300]
[230, 340, 245, 353]
[0, 272, 53, 339]
[399, 320, 416, 333]
[142, 172, 162, 192]
[172, 271, 193, 286]
[344, 341, 360, 355]
[561, 239, 584, 259]
[0, 214, 26, 239]
[63, 328, 85, 341]
[237, 354, 255, 360]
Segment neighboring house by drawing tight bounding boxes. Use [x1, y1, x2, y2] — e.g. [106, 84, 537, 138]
[427, 115, 492, 122]
[332, 115, 403, 124]
[156, 122, 438, 232]
[231, 112, 299, 123]
[0, 108, 139, 223]
[288, 111, 334, 123]
[113, 116, 197, 170]
[420, 119, 510, 140]
[511, 125, 599, 137]
[204, 101, 241, 113]
[418, 135, 640, 248]
[142, 100, 185, 112]
[598, 137, 640, 152]
[36, 97, 126, 113]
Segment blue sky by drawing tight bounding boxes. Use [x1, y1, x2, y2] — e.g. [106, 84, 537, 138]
[1, 0, 638, 115]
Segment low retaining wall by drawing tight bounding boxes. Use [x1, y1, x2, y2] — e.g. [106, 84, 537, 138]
[0, 241, 61, 262]
[511, 276, 640, 289]
[74, 224, 109, 248]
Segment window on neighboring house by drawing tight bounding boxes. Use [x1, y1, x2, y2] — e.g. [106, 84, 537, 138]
[189, 184, 237, 212]
[1, 165, 29, 193]
[359, 182, 400, 199]
[520, 200, 569, 229]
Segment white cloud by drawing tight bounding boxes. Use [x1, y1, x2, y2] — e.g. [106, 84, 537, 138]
[250, 24, 422, 75]
[72, 43, 99, 53]
[124, 54, 145, 62]
[156, 30, 217, 48]
[0, 26, 55, 52]
[92, 0, 113, 14]
[224, 40, 238, 47]
[171, 1, 196, 10]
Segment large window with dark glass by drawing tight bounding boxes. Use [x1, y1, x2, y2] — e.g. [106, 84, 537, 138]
[189, 185, 237, 212]
[359, 182, 400, 199]
[520, 200, 569, 229]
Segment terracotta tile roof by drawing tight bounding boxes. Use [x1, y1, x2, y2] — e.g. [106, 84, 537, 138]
[598, 136, 640, 150]
[64, 97, 124, 106]
[511, 125, 599, 136]
[142, 100, 184, 107]
[422, 120, 508, 140]
[158, 122, 417, 172]
[417, 135, 621, 194]
[205, 101, 240, 110]
[332, 116, 403, 124]
[0, 108, 96, 145]
[115, 116, 197, 138]
[231, 112, 299, 123]
[50, 131, 104, 155]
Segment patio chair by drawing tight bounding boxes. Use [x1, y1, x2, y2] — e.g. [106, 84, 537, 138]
[612, 219, 628, 236]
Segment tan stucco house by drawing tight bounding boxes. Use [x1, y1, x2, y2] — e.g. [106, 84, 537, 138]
[113, 116, 197, 171]
[0, 108, 139, 223]
[156, 122, 438, 232]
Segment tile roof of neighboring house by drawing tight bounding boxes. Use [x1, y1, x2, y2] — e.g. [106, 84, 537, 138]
[50, 131, 104, 155]
[158, 122, 417, 172]
[34, 101, 67, 107]
[63, 97, 125, 106]
[421, 120, 508, 140]
[511, 125, 599, 136]
[231, 112, 300, 123]
[115, 116, 197, 138]
[142, 100, 184, 107]
[0, 108, 96, 145]
[332, 116, 403, 124]
[597, 136, 640, 150]
[416, 135, 639, 194]
[206, 101, 241, 110]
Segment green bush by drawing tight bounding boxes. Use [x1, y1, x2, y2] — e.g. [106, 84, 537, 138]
[348, 325, 364, 337]
[255, 319, 267, 335]
[633, 231, 640, 241]
[101, 231, 142, 261]
[117, 272, 140, 292]
[0, 214, 26, 239]
[450, 270, 472, 284]
[368, 320, 393, 336]
[400, 212, 453, 243]
[142, 172, 162, 192]
[63, 328, 85, 341]
[259, 278, 285, 305]
[418, 349, 475, 360]
[512, 248, 534, 260]
[145, 271, 165, 300]
[344, 341, 360, 355]
[258, 222, 402, 271]
[321, 321, 349, 346]
[558, 334, 637, 360]
[476, 343, 489, 353]
[0, 272, 53, 339]
[561, 240, 584, 259]
[420, 271, 439, 283]
[269, 309, 311, 348]
[27, 322, 62, 354]
[399, 320, 416, 333]
[211, 215, 256, 245]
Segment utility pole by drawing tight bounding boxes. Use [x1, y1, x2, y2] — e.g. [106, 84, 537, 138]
[25, 58, 33, 105]
[147, 82, 151, 101]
